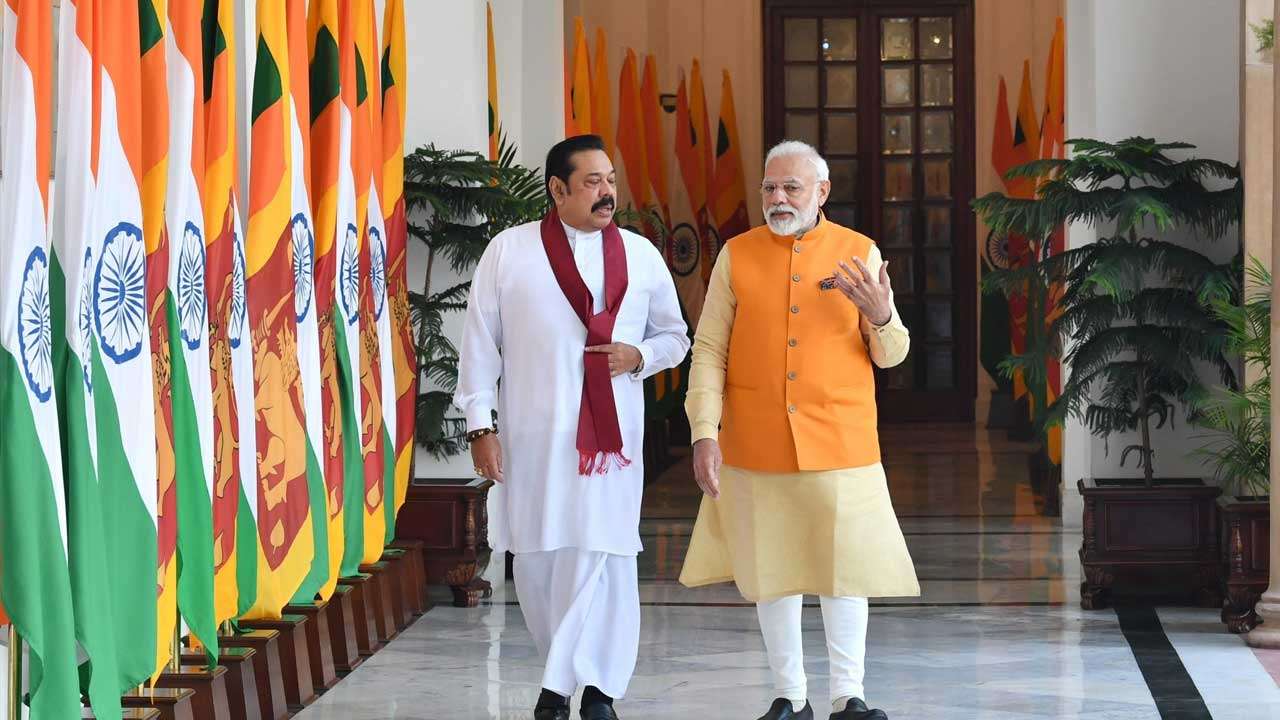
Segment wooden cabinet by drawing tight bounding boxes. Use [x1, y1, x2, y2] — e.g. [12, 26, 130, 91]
[394, 478, 494, 607]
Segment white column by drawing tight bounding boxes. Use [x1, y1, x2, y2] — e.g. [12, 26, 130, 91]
[1245, 0, 1280, 651]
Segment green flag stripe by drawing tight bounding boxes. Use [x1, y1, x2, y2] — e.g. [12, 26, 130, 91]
[355, 47, 368, 106]
[165, 296, 219, 662]
[335, 318, 364, 576]
[138, 0, 164, 54]
[291, 441, 330, 602]
[309, 27, 340, 124]
[382, 428, 395, 545]
[252, 35, 284, 124]
[200, 0, 228, 102]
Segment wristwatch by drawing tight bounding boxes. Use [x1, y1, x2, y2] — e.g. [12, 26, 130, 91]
[466, 426, 498, 443]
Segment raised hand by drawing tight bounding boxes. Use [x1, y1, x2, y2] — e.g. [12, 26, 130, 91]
[834, 256, 893, 326]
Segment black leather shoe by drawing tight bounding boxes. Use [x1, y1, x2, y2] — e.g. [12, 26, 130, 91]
[579, 702, 619, 720]
[758, 698, 814, 720]
[829, 698, 888, 720]
[534, 707, 570, 720]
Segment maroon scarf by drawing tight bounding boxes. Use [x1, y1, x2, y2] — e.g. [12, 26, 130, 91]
[541, 209, 632, 475]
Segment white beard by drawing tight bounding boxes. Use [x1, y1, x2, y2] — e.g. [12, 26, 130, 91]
[765, 195, 821, 236]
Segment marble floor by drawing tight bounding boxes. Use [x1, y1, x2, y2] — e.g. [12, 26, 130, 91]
[298, 424, 1280, 719]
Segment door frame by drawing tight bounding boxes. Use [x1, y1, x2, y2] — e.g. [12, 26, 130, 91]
[762, 0, 977, 422]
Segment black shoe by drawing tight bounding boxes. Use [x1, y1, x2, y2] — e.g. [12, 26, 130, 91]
[534, 707, 570, 720]
[829, 698, 888, 720]
[579, 702, 619, 720]
[758, 698, 814, 720]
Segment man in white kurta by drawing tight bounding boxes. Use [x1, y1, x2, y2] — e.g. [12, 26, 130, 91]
[455, 135, 690, 720]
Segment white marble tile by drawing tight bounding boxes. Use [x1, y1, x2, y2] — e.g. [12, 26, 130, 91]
[1158, 606, 1280, 718]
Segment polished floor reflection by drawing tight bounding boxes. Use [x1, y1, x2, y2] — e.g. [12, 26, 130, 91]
[298, 424, 1280, 719]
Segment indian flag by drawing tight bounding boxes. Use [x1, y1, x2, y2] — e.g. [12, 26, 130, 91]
[308, 0, 359, 583]
[50, 0, 131, 716]
[287, 0, 332, 604]
[354, 0, 389, 564]
[335, 0, 366, 576]
[382, 0, 415, 535]
[137, 0, 183, 676]
[202, 0, 259, 622]
[243, 0, 316, 619]
[91, 0, 162, 686]
[0, 0, 79, 716]
[166, 0, 218, 659]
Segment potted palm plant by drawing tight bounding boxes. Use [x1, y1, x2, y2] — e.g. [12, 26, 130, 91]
[1196, 257, 1271, 632]
[974, 137, 1241, 609]
[402, 135, 547, 459]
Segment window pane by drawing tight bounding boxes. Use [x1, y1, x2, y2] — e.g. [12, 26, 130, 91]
[923, 158, 951, 199]
[920, 17, 954, 60]
[885, 252, 914, 293]
[883, 159, 913, 201]
[823, 18, 857, 61]
[922, 111, 953, 153]
[925, 252, 952, 292]
[882, 206, 912, 247]
[881, 18, 914, 60]
[882, 113, 913, 155]
[927, 347, 954, 388]
[882, 65, 914, 107]
[926, 301, 952, 340]
[828, 159, 857, 202]
[921, 64, 954, 106]
[826, 204, 858, 229]
[785, 65, 819, 108]
[925, 207, 951, 247]
[886, 353, 915, 390]
[825, 113, 858, 154]
[825, 66, 858, 108]
[785, 113, 819, 146]
[785, 18, 819, 62]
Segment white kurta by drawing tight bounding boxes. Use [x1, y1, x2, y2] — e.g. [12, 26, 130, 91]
[454, 219, 690, 557]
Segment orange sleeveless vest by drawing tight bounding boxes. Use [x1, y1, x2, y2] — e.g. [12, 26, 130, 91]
[720, 216, 881, 473]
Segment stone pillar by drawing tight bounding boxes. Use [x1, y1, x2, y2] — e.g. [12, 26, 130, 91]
[1245, 0, 1280, 650]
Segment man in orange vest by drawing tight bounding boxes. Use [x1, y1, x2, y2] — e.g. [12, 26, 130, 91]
[679, 140, 919, 720]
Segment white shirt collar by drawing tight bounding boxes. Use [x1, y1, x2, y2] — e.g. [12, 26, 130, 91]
[560, 220, 602, 250]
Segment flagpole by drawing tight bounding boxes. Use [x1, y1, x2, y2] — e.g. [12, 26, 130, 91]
[169, 626, 181, 672]
[7, 626, 20, 720]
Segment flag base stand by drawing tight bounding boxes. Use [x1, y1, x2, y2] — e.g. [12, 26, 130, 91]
[238, 615, 315, 710]
[336, 575, 382, 656]
[379, 549, 413, 629]
[180, 646, 258, 720]
[358, 563, 399, 643]
[389, 539, 430, 616]
[122, 686, 196, 720]
[324, 585, 363, 675]
[155, 663, 231, 720]
[282, 600, 338, 693]
[218, 630, 289, 720]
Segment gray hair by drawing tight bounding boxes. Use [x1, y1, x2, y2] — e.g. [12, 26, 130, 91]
[764, 140, 830, 182]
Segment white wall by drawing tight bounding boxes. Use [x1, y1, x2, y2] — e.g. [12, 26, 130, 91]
[1063, 0, 1241, 512]
[404, 0, 564, 477]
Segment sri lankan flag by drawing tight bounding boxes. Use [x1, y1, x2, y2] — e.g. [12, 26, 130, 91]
[243, 0, 315, 619]
[382, 0, 415, 534]
[287, 0, 332, 605]
[166, 0, 219, 661]
[137, 0, 182, 675]
[567, 17, 591, 136]
[617, 49, 650, 215]
[308, 0, 350, 590]
[689, 59, 718, 284]
[592, 28, 614, 157]
[641, 54, 672, 233]
[311, 0, 366, 577]
[203, 0, 260, 621]
[355, 0, 390, 564]
[0, 0, 79, 716]
[486, 1, 499, 160]
[709, 70, 750, 243]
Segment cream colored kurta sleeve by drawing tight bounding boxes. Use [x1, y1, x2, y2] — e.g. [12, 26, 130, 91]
[685, 248, 736, 444]
[861, 244, 910, 369]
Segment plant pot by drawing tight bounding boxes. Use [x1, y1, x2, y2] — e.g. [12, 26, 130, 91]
[1078, 477, 1221, 610]
[1218, 494, 1270, 633]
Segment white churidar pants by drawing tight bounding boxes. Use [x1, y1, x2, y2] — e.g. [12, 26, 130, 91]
[512, 548, 640, 700]
[756, 595, 869, 710]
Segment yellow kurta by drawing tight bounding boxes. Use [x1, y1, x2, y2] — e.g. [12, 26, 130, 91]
[678, 233, 920, 601]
